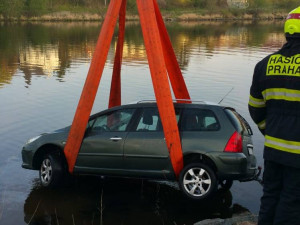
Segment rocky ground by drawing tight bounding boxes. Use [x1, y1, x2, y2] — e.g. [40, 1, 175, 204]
[195, 212, 258, 225]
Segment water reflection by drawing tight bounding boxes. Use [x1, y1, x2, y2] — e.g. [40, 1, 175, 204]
[0, 22, 101, 87]
[0, 21, 285, 88]
[24, 177, 247, 225]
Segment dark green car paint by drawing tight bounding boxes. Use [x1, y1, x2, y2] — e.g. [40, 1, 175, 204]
[22, 103, 257, 182]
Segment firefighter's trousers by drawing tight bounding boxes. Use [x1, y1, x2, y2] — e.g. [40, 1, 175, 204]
[258, 160, 300, 225]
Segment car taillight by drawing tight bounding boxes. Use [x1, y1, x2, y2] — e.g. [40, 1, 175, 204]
[224, 131, 243, 153]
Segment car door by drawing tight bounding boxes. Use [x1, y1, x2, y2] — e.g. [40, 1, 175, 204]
[123, 107, 181, 178]
[74, 108, 135, 174]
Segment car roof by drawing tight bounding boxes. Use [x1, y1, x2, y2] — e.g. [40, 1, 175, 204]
[129, 99, 219, 105]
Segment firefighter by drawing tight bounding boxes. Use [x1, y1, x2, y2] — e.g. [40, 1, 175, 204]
[249, 6, 300, 225]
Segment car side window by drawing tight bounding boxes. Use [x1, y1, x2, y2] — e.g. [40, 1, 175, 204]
[136, 108, 161, 131]
[91, 109, 135, 133]
[182, 108, 220, 131]
[136, 107, 181, 132]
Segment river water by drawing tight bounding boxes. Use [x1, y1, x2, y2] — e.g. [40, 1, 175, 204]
[0, 21, 286, 225]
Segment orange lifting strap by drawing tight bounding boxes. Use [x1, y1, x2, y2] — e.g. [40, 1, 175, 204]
[64, 0, 191, 177]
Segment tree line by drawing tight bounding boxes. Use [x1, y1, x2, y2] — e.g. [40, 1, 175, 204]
[0, 0, 299, 19]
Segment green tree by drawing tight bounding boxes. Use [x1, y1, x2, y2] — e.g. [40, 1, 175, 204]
[248, 0, 269, 17]
[272, 0, 299, 10]
[249, 0, 268, 8]
[0, 0, 25, 19]
[25, 0, 48, 16]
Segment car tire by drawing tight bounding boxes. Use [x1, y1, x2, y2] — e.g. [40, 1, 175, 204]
[219, 179, 233, 191]
[179, 163, 217, 200]
[39, 154, 63, 188]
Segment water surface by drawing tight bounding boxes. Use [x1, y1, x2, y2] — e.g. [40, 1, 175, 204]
[0, 21, 286, 224]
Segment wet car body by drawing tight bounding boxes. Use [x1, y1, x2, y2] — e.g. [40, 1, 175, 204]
[22, 102, 257, 200]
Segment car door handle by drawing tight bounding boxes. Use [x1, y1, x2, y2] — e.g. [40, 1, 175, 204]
[110, 137, 122, 141]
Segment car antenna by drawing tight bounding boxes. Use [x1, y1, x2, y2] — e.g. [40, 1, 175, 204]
[218, 87, 234, 104]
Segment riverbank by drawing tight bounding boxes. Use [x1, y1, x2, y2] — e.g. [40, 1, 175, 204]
[195, 212, 258, 225]
[0, 11, 288, 22]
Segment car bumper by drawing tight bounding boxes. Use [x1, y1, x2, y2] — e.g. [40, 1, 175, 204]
[22, 147, 34, 169]
[208, 152, 257, 181]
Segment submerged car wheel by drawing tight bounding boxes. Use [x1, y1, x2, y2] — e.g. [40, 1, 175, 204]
[179, 163, 217, 200]
[39, 154, 63, 188]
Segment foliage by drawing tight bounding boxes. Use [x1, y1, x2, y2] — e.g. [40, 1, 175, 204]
[0, 0, 25, 18]
[25, 0, 48, 16]
[267, 0, 299, 10]
[0, 0, 299, 19]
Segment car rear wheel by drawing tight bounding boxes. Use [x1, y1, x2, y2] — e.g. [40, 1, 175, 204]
[179, 163, 217, 200]
[39, 154, 63, 188]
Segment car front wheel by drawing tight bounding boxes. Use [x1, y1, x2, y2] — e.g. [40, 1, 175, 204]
[179, 163, 217, 200]
[39, 154, 63, 188]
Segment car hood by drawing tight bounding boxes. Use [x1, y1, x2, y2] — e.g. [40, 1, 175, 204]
[24, 126, 71, 150]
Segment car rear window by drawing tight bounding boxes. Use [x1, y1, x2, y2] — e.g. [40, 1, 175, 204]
[224, 108, 252, 135]
[181, 108, 220, 131]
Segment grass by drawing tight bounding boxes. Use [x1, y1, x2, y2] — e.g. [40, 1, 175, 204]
[53, 5, 101, 14]
[0, 4, 291, 21]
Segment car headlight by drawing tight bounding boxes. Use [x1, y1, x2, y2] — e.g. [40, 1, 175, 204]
[26, 135, 41, 145]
